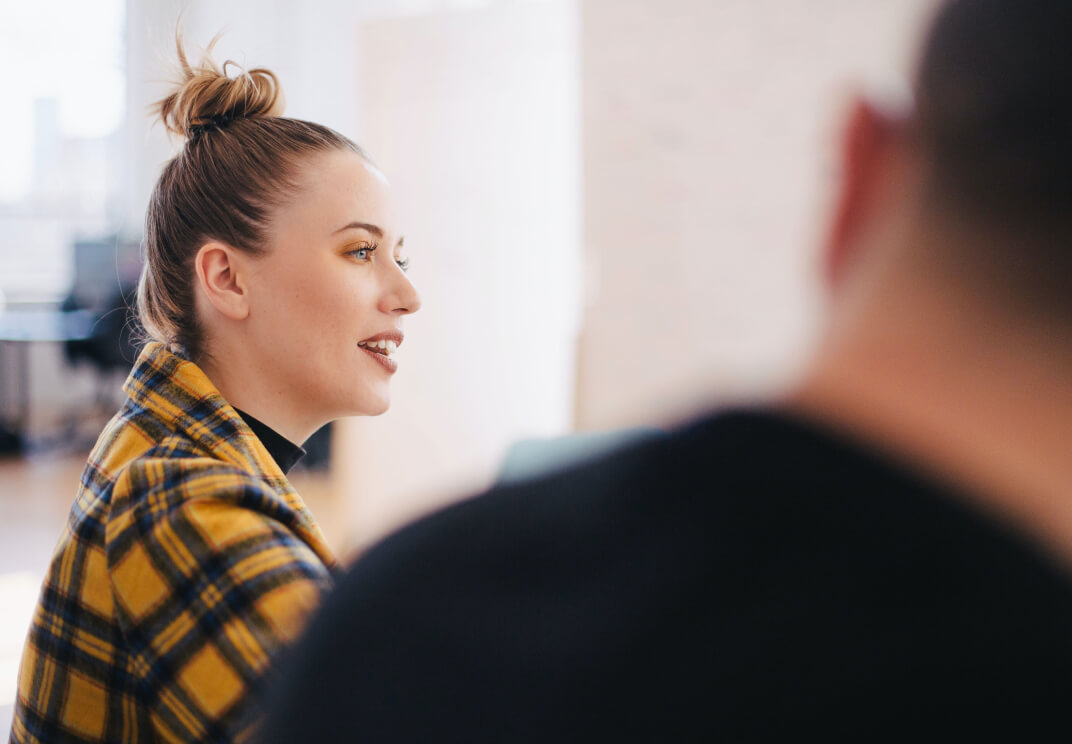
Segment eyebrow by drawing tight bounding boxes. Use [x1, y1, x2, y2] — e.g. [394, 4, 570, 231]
[332, 221, 405, 247]
[332, 221, 383, 237]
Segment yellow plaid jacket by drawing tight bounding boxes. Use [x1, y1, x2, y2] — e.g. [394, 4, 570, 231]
[11, 342, 338, 743]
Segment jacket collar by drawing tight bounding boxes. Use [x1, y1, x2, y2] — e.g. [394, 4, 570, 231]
[122, 342, 337, 568]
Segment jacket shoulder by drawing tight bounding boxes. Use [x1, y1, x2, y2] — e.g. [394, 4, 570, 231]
[101, 454, 333, 742]
[105, 448, 302, 544]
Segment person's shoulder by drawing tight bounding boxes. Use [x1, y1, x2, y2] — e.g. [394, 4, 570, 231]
[113, 444, 264, 498]
[336, 404, 1058, 596]
[341, 408, 812, 587]
[105, 445, 296, 544]
[106, 447, 332, 586]
[271, 407, 1072, 743]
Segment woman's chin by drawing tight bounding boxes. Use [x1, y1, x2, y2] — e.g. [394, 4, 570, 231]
[352, 393, 390, 417]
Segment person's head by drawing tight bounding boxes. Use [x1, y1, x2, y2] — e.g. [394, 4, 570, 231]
[823, 0, 1072, 336]
[138, 32, 421, 433]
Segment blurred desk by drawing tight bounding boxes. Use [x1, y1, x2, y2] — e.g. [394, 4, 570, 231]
[0, 309, 95, 453]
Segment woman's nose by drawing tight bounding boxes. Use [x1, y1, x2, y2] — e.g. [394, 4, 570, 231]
[381, 269, 422, 315]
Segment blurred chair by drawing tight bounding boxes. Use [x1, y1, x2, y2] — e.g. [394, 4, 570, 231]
[61, 287, 139, 410]
[60, 239, 141, 413]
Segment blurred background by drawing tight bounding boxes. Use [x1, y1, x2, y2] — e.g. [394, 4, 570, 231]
[0, 0, 936, 729]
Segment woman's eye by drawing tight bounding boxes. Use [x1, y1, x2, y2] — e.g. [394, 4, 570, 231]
[396, 257, 410, 272]
[348, 243, 377, 261]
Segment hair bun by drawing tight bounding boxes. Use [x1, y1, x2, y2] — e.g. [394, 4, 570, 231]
[154, 29, 285, 140]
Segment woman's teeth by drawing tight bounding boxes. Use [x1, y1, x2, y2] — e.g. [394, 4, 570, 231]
[359, 339, 398, 357]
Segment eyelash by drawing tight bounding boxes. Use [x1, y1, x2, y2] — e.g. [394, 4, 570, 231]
[347, 242, 410, 272]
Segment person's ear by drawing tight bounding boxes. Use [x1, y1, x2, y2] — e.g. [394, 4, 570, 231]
[194, 242, 250, 321]
[823, 95, 905, 292]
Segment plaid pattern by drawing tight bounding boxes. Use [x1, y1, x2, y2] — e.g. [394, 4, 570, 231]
[11, 342, 338, 743]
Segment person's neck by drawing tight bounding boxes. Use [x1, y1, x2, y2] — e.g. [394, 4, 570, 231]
[785, 279, 1072, 566]
[196, 350, 320, 447]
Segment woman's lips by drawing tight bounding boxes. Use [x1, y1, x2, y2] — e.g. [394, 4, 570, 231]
[359, 344, 398, 373]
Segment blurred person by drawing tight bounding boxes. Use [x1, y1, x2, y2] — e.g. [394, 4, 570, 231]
[10, 31, 420, 744]
[256, 0, 1072, 741]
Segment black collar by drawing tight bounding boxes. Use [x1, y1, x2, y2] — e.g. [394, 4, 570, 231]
[233, 408, 306, 475]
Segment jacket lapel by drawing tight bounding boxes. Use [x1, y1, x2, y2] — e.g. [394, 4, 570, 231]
[123, 342, 338, 570]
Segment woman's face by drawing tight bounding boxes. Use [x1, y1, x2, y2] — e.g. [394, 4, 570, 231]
[243, 148, 421, 422]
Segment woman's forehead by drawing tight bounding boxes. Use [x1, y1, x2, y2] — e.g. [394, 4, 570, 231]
[285, 150, 397, 237]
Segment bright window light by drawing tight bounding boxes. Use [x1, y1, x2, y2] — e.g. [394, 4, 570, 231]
[0, 0, 124, 203]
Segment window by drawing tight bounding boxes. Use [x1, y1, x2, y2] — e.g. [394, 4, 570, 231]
[0, 0, 125, 306]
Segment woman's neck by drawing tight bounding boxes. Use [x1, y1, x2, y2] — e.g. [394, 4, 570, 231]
[196, 352, 322, 446]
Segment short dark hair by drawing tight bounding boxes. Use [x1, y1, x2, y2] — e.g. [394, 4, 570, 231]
[912, 0, 1072, 311]
[915, 0, 1072, 213]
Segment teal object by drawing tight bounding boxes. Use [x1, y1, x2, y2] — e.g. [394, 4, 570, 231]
[496, 428, 664, 486]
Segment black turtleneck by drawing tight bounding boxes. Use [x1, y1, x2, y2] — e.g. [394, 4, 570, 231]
[234, 408, 306, 475]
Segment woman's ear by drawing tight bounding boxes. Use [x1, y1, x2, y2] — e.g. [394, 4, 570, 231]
[194, 242, 250, 321]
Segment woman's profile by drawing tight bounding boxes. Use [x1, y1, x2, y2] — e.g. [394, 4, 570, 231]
[11, 30, 420, 743]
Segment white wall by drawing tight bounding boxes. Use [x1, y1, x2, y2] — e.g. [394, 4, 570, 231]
[576, 0, 936, 429]
[336, 0, 581, 550]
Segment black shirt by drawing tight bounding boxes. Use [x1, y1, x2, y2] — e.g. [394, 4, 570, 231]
[234, 408, 305, 475]
[258, 409, 1072, 742]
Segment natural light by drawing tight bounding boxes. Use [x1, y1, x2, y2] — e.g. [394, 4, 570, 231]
[0, 0, 124, 203]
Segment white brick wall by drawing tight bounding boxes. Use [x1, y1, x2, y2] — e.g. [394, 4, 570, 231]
[577, 0, 936, 428]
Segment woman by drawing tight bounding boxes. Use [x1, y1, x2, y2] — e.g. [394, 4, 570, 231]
[11, 33, 420, 744]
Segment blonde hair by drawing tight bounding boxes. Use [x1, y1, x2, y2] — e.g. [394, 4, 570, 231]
[137, 29, 366, 361]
